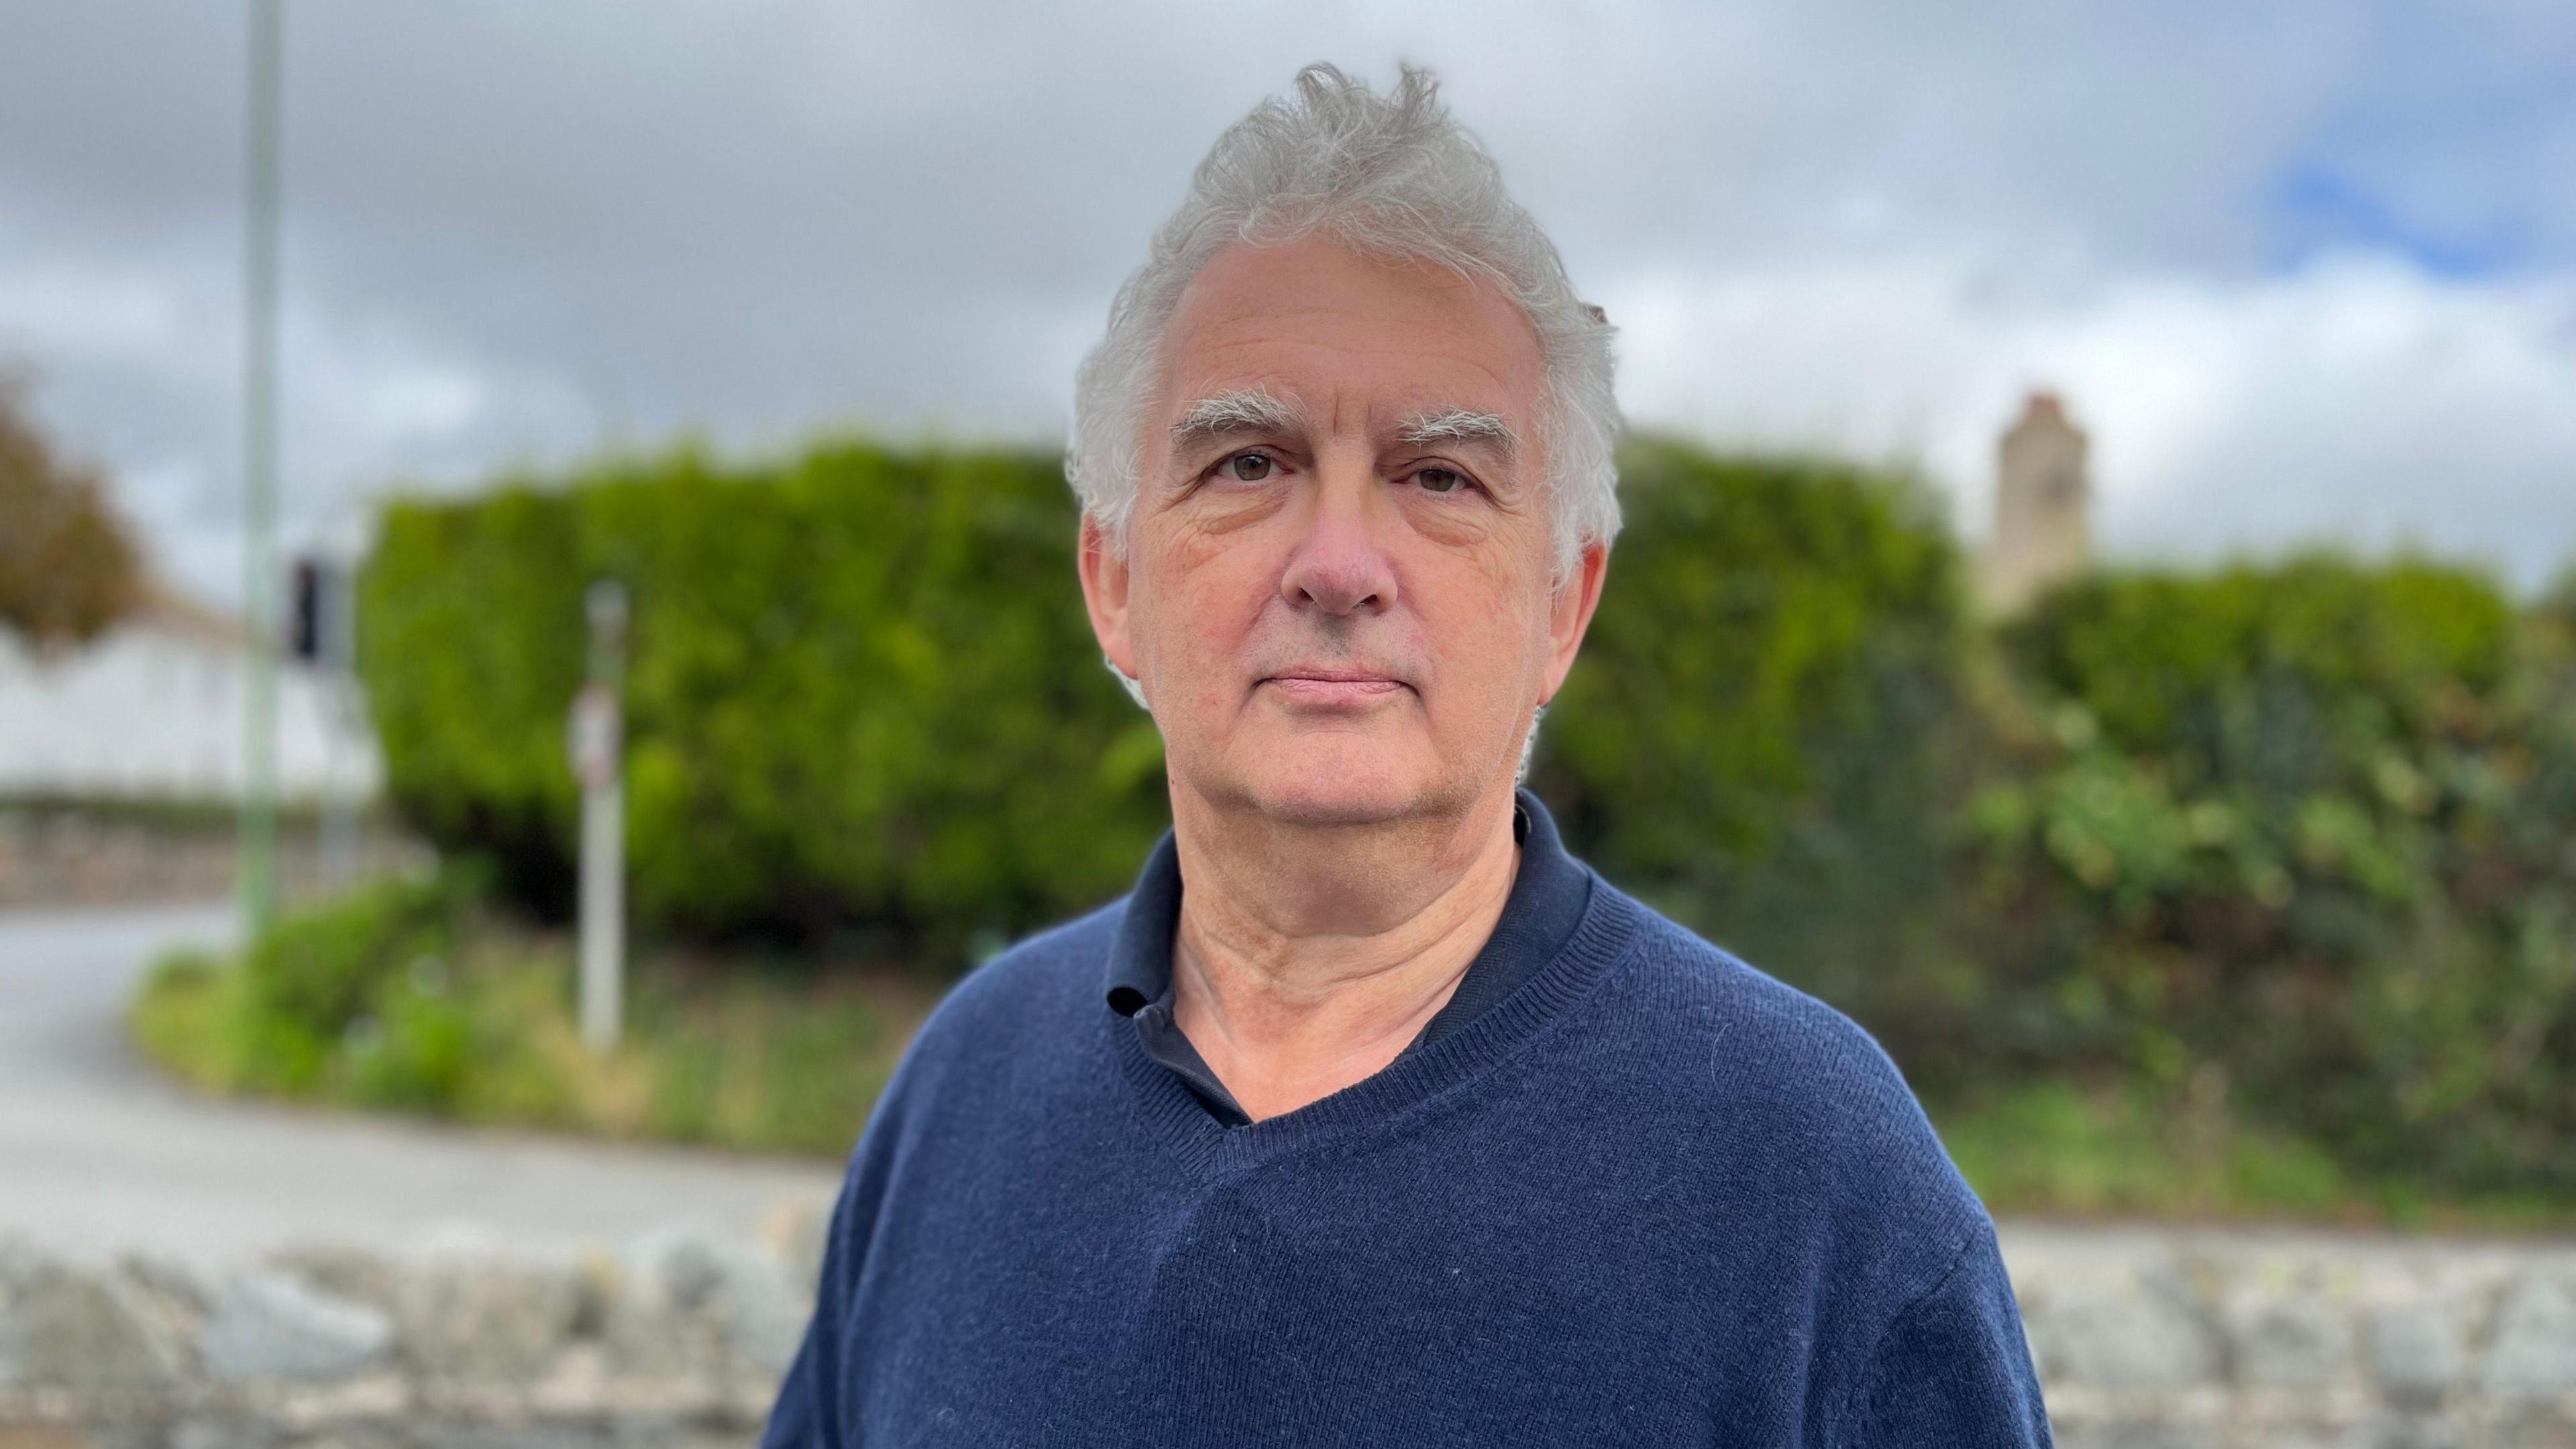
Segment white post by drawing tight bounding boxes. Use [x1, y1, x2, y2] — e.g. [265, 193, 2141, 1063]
[570, 580, 628, 1053]
[578, 717, 624, 1052]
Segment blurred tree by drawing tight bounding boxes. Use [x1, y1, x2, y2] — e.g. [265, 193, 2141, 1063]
[2538, 564, 2576, 655]
[0, 373, 144, 649]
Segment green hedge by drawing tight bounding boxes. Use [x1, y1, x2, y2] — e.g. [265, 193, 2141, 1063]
[1529, 441, 1976, 1020]
[361, 437, 1968, 966]
[1968, 558, 2576, 1190]
[361, 444, 1170, 953]
[358, 435, 2576, 1197]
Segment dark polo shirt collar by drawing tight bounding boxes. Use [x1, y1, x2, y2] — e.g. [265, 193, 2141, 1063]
[1104, 787, 1595, 1127]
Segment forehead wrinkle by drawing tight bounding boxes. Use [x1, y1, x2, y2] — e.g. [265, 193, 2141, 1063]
[1193, 330, 1523, 394]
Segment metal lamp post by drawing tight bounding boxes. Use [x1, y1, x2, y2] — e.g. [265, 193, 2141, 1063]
[239, 0, 284, 932]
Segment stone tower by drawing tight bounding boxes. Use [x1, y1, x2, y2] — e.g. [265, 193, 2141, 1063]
[1982, 391, 2092, 614]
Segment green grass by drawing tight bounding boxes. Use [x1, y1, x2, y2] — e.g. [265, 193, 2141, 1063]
[131, 902, 935, 1159]
[128, 875, 2576, 1224]
[1935, 1080, 2576, 1234]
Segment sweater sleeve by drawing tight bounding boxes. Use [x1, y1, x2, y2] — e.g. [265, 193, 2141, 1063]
[760, 1035, 932, 1449]
[758, 1159, 867, 1449]
[1839, 1226, 2054, 1448]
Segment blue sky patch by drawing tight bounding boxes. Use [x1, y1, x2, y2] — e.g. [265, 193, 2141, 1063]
[2264, 160, 2521, 280]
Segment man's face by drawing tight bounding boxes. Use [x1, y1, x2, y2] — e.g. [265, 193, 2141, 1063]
[1079, 234, 1607, 828]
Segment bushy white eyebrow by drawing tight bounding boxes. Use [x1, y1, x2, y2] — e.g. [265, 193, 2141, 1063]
[1168, 388, 1304, 448]
[1397, 409, 1518, 456]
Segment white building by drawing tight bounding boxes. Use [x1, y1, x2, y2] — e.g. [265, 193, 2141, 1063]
[0, 590, 378, 802]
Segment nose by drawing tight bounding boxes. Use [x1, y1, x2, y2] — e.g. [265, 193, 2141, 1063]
[1278, 458, 1398, 617]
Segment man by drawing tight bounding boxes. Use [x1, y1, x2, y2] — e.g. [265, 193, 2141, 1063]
[764, 63, 2050, 1447]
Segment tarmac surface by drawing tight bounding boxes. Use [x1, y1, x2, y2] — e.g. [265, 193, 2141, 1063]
[0, 902, 842, 1265]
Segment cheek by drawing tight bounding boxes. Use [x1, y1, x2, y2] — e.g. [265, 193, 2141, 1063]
[1409, 546, 1554, 709]
[1134, 525, 1275, 682]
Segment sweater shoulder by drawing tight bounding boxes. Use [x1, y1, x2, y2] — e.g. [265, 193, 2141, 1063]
[1574, 890, 2002, 1384]
[861, 898, 1126, 1125]
[1607, 898, 1923, 1100]
[820, 901, 1124, 1219]
[1584, 890, 1986, 1232]
[915, 898, 1124, 1052]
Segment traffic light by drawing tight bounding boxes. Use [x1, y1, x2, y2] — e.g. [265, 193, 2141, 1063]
[289, 557, 323, 662]
[287, 555, 352, 667]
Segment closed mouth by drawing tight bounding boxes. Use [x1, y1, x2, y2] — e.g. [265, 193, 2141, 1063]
[1267, 669, 1404, 686]
[1261, 669, 1411, 700]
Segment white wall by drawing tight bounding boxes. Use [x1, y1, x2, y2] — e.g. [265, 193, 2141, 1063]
[0, 621, 380, 802]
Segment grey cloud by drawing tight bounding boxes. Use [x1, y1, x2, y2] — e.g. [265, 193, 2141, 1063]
[0, 0, 2569, 602]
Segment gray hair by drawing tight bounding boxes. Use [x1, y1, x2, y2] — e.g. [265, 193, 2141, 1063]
[1067, 62, 1623, 581]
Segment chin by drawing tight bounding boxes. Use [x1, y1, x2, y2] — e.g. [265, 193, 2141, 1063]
[1228, 735, 1452, 826]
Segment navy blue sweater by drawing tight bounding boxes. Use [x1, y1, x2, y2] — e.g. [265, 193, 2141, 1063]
[764, 816, 2051, 1446]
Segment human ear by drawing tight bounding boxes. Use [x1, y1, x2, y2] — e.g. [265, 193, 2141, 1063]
[1539, 541, 1608, 704]
[1077, 513, 1142, 690]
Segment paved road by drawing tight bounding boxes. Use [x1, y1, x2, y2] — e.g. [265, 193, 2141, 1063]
[0, 903, 841, 1264]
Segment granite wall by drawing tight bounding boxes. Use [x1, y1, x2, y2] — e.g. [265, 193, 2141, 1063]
[2008, 1224, 2576, 1448]
[9, 1212, 2576, 1447]
[0, 1208, 828, 1449]
[0, 806, 424, 909]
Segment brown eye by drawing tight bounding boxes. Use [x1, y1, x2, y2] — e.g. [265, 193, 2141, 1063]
[1225, 453, 1273, 482]
[1417, 468, 1464, 494]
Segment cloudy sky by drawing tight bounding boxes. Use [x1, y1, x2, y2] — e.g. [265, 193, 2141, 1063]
[3, 0, 2572, 606]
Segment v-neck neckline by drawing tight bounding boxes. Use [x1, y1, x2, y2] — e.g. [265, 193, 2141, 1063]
[1104, 875, 1644, 1179]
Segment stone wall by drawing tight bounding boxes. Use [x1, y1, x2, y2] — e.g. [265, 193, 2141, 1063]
[0, 1202, 830, 1449]
[9, 1212, 2576, 1446]
[2006, 1224, 2576, 1448]
[0, 806, 425, 909]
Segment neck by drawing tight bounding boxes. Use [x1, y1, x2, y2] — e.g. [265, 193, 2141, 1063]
[1166, 780, 1522, 1122]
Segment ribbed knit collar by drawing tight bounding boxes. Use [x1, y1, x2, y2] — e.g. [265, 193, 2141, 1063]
[1099, 788, 1627, 1160]
[1105, 788, 1589, 1035]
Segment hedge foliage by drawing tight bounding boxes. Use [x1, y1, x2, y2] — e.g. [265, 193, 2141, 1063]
[130, 865, 925, 1154]
[362, 444, 1169, 953]
[361, 437, 1966, 959]
[1528, 440, 1976, 1022]
[133, 869, 487, 1108]
[358, 435, 2576, 1195]
[1966, 558, 2576, 1190]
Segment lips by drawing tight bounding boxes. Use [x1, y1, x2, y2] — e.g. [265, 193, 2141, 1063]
[1261, 667, 1410, 706]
